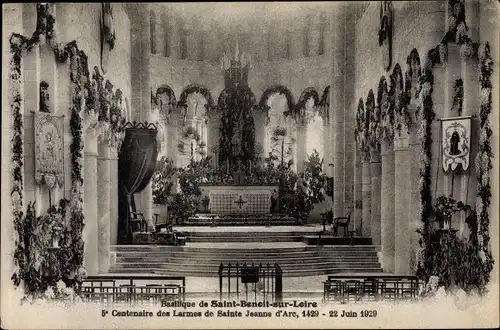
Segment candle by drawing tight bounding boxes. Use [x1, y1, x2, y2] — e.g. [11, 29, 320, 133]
[249, 160, 252, 174]
[226, 161, 229, 174]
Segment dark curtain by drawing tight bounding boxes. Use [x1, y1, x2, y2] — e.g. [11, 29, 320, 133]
[118, 126, 158, 244]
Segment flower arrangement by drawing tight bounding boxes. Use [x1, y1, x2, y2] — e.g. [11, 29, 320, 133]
[151, 157, 177, 205]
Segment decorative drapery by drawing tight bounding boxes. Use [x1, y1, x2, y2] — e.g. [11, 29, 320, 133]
[118, 122, 158, 243]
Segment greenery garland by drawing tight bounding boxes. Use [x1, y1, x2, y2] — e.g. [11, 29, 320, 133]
[354, 98, 370, 162]
[294, 88, 320, 113]
[259, 85, 295, 117]
[9, 3, 126, 299]
[178, 85, 214, 109]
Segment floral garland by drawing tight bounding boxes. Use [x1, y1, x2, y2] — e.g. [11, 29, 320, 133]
[391, 64, 412, 135]
[365, 90, 380, 151]
[452, 79, 463, 116]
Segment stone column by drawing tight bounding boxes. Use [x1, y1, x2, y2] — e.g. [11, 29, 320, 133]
[83, 129, 99, 275]
[370, 149, 382, 246]
[331, 5, 346, 217]
[380, 142, 395, 272]
[394, 132, 412, 274]
[130, 6, 153, 223]
[353, 150, 363, 235]
[361, 158, 372, 237]
[109, 147, 119, 245]
[97, 143, 111, 274]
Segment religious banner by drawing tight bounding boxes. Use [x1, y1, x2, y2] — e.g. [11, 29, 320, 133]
[441, 116, 472, 173]
[100, 3, 115, 74]
[34, 112, 65, 189]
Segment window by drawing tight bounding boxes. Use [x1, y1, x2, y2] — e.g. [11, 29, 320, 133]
[150, 10, 157, 54]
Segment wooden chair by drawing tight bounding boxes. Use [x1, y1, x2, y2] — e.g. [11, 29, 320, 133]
[333, 210, 352, 236]
[129, 211, 147, 233]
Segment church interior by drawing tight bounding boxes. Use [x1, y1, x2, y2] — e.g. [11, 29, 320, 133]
[1, 1, 499, 306]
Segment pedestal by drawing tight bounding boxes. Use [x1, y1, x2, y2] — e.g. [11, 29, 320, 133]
[380, 142, 395, 272]
[370, 149, 382, 246]
[97, 144, 111, 274]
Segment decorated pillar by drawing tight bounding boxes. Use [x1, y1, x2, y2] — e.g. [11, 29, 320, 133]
[394, 131, 412, 274]
[84, 128, 99, 275]
[370, 149, 381, 245]
[361, 159, 372, 237]
[97, 143, 111, 274]
[380, 142, 395, 272]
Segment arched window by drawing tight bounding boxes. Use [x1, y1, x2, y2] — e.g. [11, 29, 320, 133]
[177, 92, 209, 165]
[150, 10, 157, 54]
[303, 17, 310, 57]
[318, 13, 326, 55]
[179, 22, 187, 60]
[266, 94, 296, 170]
[305, 98, 324, 161]
[162, 14, 170, 57]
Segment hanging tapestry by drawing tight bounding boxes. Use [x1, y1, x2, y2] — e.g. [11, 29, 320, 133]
[442, 116, 471, 173]
[34, 112, 65, 189]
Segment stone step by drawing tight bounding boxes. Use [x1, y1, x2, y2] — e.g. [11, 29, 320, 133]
[108, 267, 384, 278]
[186, 236, 304, 242]
[114, 262, 381, 269]
[112, 246, 377, 253]
[184, 231, 320, 237]
[116, 256, 379, 263]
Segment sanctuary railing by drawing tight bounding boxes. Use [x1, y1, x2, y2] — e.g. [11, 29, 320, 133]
[80, 275, 186, 305]
[218, 262, 283, 303]
[323, 274, 421, 303]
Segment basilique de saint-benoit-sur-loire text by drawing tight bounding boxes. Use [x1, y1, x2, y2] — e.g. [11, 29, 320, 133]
[102, 300, 378, 319]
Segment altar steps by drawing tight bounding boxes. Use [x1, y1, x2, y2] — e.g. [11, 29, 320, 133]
[184, 215, 297, 227]
[109, 245, 382, 277]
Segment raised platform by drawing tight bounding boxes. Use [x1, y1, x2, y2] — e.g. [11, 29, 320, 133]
[109, 226, 381, 277]
[109, 244, 382, 277]
[184, 213, 297, 226]
[302, 235, 373, 245]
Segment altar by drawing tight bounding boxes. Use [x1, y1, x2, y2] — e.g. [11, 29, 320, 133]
[200, 185, 278, 214]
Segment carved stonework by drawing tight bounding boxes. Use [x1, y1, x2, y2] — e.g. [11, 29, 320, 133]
[442, 116, 471, 173]
[379, 1, 393, 71]
[34, 112, 64, 189]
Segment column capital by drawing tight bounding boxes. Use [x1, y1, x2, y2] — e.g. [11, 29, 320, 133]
[394, 133, 410, 151]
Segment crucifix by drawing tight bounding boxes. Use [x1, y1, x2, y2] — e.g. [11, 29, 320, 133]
[234, 195, 247, 209]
